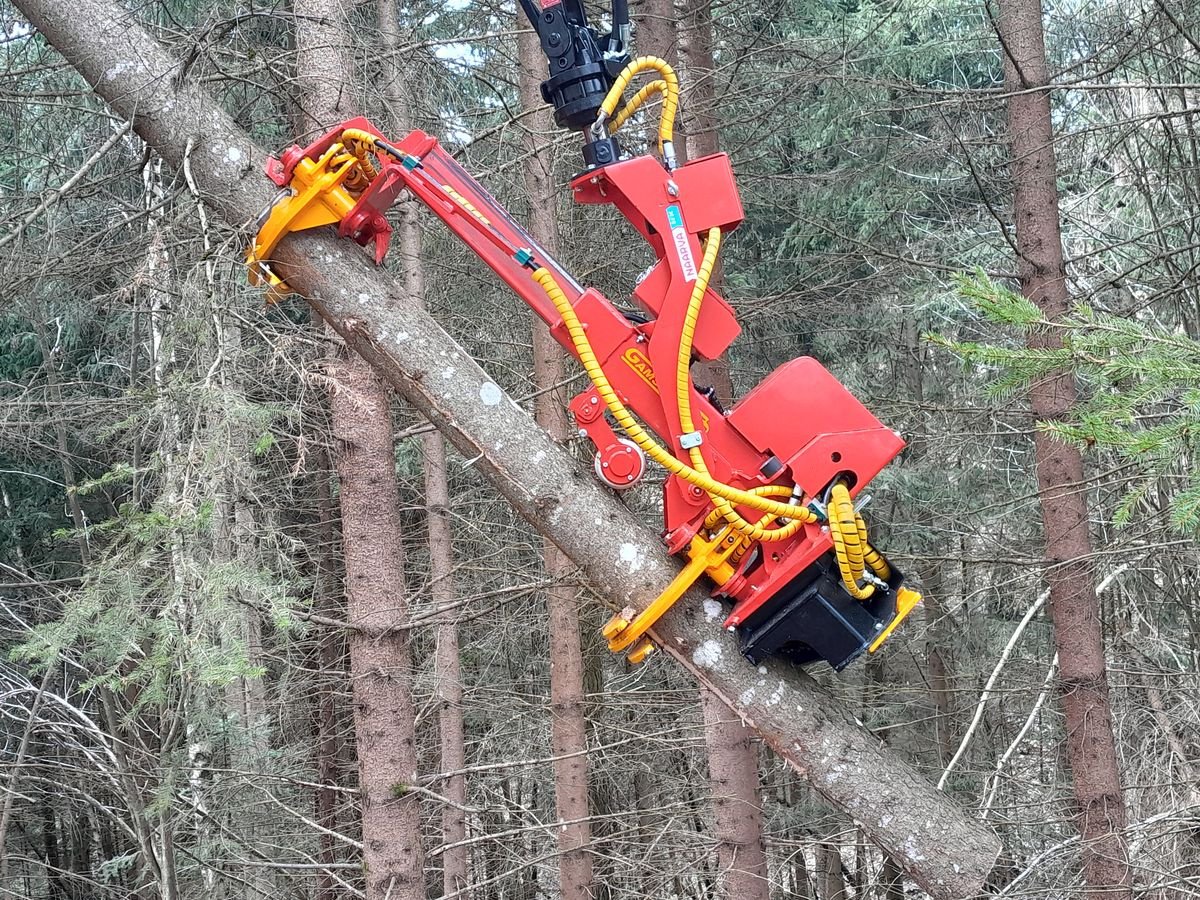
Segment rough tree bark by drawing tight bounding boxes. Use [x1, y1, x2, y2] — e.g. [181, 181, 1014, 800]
[670, 8, 771, 894]
[293, 4, 427, 898]
[13, 1, 1003, 894]
[377, 3, 471, 894]
[518, 28, 596, 900]
[995, 0, 1132, 895]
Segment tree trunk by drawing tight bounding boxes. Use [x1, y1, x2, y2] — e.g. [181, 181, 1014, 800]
[699, 689, 770, 900]
[14, 2, 1005, 893]
[292, 3, 427, 898]
[519, 28, 595, 900]
[377, 3, 471, 895]
[330, 357, 426, 900]
[995, 0, 1132, 895]
[669, 9, 771, 894]
[815, 842, 847, 900]
[313, 462, 342, 900]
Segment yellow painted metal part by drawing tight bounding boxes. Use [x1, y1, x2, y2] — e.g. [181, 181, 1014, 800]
[246, 143, 361, 300]
[868, 586, 922, 654]
[602, 524, 747, 664]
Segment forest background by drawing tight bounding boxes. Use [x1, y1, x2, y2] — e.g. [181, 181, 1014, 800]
[0, 0, 1198, 896]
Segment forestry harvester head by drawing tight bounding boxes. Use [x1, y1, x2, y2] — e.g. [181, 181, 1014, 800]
[245, 1, 921, 672]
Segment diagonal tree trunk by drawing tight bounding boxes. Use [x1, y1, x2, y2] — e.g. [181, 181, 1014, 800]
[11, 2, 1003, 893]
[518, 29, 595, 900]
[292, 4, 427, 898]
[994, 0, 1132, 895]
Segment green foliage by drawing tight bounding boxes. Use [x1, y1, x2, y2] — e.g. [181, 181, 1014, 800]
[942, 272, 1200, 530]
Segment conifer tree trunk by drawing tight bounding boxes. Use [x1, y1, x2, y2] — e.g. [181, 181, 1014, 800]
[313, 462, 342, 900]
[293, 4, 427, 898]
[668, 6, 772, 895]
[815, 842, 847, 900]
[995, 0, 1132, 895]
[519, 30, 595, 900]
[377, 3, 471, 894]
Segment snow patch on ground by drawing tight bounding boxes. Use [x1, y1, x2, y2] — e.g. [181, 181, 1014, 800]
[692, 640, 723, 669]
[226, 147, 244, 164]
[702, 599, 723, 622]
[441, 367, 456, 380]
[479, 381, 502, 406]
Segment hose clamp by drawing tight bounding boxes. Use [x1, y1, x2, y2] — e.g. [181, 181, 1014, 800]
[679, 431, 703, 449]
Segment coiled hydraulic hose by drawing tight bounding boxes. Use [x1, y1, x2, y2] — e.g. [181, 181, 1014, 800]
[598, 56, 680, 165]
[828, 482, 892, 599]
[609, 80, 668, 133]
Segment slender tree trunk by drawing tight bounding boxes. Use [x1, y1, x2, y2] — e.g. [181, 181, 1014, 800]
[377, 4, 470, 893]
[666, 8, 772, 895]
[313, 463, 342, 900]
[519, 29, 595, 900]
[293, 4, 427, 898]
[880, 855, 905, 900]
[330, 359, 425, 900]
[699, 690, 770, 899]
[815, 842, 847, 900]
[995, 0, 1132, 895]
[14, 4, 1006, 891]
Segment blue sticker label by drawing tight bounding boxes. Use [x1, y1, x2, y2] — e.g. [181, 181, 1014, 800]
[666, 205, 684, 228]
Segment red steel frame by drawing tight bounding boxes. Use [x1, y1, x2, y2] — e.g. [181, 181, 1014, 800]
[265, 118, 906, 628]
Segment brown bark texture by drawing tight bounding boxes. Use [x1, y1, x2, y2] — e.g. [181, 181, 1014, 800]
[377, 2, 471, 894]
[996, 0, 1132, 895]
[519, 28, 596, 900]
[293, 3, 426, 898]
[13, 0, 1003, 894]
[668, 11, 769, 896]
[699, 688, 770, 900]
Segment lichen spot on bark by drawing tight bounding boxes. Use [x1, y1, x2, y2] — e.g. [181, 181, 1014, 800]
[618, 542, 644, 573]
[692, 639, 723, 668]
[479, 382, 503, 406]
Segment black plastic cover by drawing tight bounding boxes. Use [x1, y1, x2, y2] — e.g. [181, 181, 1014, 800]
[737, 553, 904, 671]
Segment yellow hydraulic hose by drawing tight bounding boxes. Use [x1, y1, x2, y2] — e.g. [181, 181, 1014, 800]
[598, 57, 679, 161]
[609, 79, 668, 133]
[530, 267, 821, 522]
[676, 228, 807, 543]
[828, 482, 891, 599]
[675, 232, 892, 589]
